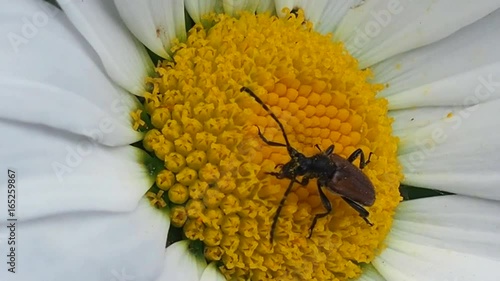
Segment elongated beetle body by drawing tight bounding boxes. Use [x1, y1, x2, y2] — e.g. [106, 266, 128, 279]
[241, 87, 375, 242]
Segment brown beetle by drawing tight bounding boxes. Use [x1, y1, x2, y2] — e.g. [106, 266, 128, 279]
[241, 87, 375, 242]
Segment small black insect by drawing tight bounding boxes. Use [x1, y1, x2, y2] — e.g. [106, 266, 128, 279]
[290, 7, 306, 24]
[241, 87, 375, 242]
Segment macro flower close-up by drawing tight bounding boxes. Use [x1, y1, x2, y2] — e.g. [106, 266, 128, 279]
[1, 0, 500, 280]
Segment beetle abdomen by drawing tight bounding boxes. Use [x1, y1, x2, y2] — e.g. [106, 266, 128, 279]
[327, 156, 375, 206]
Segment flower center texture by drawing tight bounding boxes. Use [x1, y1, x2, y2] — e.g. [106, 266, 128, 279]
[140, 9, 402, 281]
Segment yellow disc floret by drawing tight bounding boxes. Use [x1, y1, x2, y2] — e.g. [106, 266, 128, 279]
[141, 9, 402, 281]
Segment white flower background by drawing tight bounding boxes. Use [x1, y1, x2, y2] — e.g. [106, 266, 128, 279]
[0, 0, 500, 281]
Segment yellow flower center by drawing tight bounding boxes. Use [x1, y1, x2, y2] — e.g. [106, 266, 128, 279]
[140, 10, 402, 281]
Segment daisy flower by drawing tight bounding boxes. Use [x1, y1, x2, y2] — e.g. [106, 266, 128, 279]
[1, 0, 500, 280]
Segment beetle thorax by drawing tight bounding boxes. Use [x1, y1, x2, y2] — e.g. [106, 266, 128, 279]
[303, 154, 336, 178]
[279, 153, 336, 179]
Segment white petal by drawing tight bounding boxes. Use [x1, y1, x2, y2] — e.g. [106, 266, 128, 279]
[272, 0, 294, 14]
[397, 99, 500, 200]
[0, 120, 155, 221]
[0, 79, 143, 147]
[114, 0, 187, 59]
[0, 199, 169, 281]
[256, 0, 276, 14]
[222, 0, 259, 17]
[386, 63, 500, 110]
[58, 0, 155, 96]
[390, 106, 460, 132]
[185, 0, 218, 24]
[157, 240, 208, 281]
[274, 0, 363, 34]
[374, 9, 500, 108]
[373, 195, 500, 281]
[356, 264, 386, 281]
[0, 0, 142, 146]
[335, 0, 500, 68]
[200, 262, 227, 281]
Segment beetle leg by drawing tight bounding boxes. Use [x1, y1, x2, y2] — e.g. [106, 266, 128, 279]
[296, 175, 311, 186]
[325, 145, 335, 156]
[308, 183, 333, 238]
[315, 144, 335, 156]
[347, 148, 373, 169]
[341, 197, 374, 226]
[270, 180, 295, 243]
[256, 126, 287, 147]
[315, 144, 322, 152]
[267, 172, 284, 179]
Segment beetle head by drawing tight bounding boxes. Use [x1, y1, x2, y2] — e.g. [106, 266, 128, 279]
[274, 147, 309, 179]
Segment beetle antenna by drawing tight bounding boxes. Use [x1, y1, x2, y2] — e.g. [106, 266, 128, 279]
[241, 87, 292, 150]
